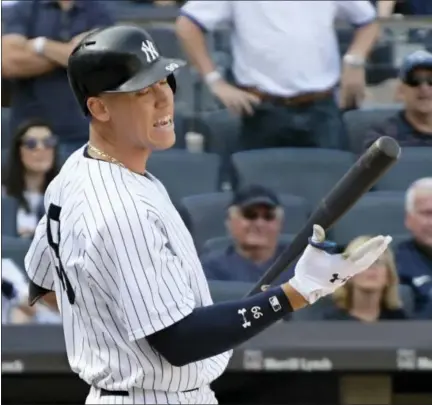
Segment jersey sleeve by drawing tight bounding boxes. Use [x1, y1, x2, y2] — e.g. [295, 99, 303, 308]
[107, 205, 196, 342]
[336, 0, 377, 26]
[180, 0, 233, 32]
[24, 215, 55, 292]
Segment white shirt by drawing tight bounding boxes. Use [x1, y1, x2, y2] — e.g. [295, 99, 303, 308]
[25, 146, 231, 399]
[16, 191, 44, 236]
[181, 0, 376, 96]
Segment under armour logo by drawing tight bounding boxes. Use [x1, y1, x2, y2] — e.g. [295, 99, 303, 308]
[329, 273, 350, 284]
[165, 62, 179, 72]
[238, 308, 251, 328]
[141, 40, 159, 63]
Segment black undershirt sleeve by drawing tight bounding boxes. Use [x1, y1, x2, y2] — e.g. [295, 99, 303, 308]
[146, 286, 293, 367]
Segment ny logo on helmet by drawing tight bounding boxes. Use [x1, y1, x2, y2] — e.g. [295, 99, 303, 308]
[165, 63, 179, 72]
[141, 40, 159, 63]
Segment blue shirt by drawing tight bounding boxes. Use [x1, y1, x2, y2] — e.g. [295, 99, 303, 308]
[3, 0, 114, 142]
[201, 244, 294, 284]
[395, 238, 432, 318]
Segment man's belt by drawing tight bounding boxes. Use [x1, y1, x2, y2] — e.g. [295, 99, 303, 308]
[238, 86, 334, 106]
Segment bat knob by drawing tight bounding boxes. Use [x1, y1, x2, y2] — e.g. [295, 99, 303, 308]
[375, 136, 401, 160]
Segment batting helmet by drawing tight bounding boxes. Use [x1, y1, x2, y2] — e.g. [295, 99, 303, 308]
[67, 25, 186, 116]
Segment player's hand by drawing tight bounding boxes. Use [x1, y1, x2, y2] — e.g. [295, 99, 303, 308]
[209, 79, 261, 116]
[288, 224, 392, 304]
[339, 65, 366, 109]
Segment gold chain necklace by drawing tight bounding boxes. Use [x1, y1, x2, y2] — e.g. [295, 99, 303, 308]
[88, 143, 126, 168]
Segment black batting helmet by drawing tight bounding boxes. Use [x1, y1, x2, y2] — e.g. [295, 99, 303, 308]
[67, 25, 186, 116]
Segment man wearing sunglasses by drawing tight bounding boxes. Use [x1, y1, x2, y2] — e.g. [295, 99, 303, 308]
[202, 185, 290, 284]
[364, 50, 432, 150]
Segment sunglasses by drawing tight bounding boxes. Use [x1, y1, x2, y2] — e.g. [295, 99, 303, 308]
[405, 76, 432, 87]
[242, 208, 277, 221]
[21, 136, 58, 150]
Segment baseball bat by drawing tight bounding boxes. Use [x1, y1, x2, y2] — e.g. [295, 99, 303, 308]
[244, 136, 401, 297]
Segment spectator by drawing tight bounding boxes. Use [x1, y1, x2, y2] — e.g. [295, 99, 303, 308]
[363, 50, 432, 150]
[2, 258, 60, 324]
[201, 185, 291, 283]
[324, 235, 407, 321]
[2, 118, 59, 239]
[395, 178, 432, 319]
[1, 0, 114, 149]
[176, 1, 379, 151]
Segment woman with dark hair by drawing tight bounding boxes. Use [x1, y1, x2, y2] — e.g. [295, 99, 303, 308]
[2, 118, 59, 238]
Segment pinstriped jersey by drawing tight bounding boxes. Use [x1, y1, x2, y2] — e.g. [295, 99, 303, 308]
[25, 146, 231, 396]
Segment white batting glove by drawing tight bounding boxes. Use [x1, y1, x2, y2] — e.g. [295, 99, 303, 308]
[289, 225, 392, 304]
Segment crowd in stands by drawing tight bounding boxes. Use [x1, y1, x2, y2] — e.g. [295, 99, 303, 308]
[1, 0, 432, 326]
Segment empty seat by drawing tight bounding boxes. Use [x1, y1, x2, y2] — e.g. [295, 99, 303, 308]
[375, 147, 432, 192]
[202, 234, 295, 256]
[1, 195, 18, 237]
[1, 235, 31, 271]
[232, 148, 354, 206]
[147, 151, 220, 204]
[343, 107, 401, 154]
[191, 109, 241, 155]
[2, 107, 12, 149]
[181, 192, 309, 252]
[332, 191, 407, 245]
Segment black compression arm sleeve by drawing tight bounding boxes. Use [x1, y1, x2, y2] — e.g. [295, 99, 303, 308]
[146, 287, 293, 367]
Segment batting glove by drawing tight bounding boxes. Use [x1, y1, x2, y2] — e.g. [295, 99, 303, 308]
[289, 224, 392, 304]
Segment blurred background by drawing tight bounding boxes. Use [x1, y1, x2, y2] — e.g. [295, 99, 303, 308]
[1, 0, 432, 404]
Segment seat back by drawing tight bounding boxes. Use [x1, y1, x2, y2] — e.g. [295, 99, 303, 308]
[376, 147, 432, 191]
[1, 196, 18, 237]
[343, 107, 401, 154]
[232, 148, 354, 205]
[332, 191, 406, 245]
[147, 151, 221, 204]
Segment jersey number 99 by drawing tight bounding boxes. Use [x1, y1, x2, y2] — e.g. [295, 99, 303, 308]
[47, 203, 76, 305]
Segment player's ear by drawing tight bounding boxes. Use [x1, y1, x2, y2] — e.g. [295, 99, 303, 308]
[87, 96, 110, 122]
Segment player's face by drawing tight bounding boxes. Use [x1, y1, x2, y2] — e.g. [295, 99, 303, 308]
[101, 78, 175, 151]
[228, 205, 283, 250]
[405, 192, 432, 247]
[20, 126, 57, 174]
[351, 257, 389, 292]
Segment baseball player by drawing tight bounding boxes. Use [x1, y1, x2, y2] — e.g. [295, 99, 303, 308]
[24, 25, 392, 404]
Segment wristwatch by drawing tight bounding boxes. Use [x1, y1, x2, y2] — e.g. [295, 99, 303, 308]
[343, 53, 365, 68]
[33, 37, 47, 55]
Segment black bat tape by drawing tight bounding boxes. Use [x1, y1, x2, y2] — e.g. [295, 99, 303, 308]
[244, 136, 401, 297]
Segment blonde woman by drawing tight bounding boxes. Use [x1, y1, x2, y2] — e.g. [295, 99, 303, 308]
[324, 235, 408, 321]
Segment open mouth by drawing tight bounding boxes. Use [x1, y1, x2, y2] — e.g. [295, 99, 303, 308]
[153, 115, 173, 128]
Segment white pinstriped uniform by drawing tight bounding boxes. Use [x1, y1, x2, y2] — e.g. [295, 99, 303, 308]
[25, 146, 231, 404]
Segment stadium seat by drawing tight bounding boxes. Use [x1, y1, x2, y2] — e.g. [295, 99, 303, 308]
[147, 151, 221, 204]
[1, 196, 18, 237]
[332, 191, 407, 245]
[2, 107, 12, 149]
[190, 109, 241, 184]
[202, 234, 295, 256]
[231, 148, 354, 206]
[181, 192, 310, 252]
[343, 106, 401, 155]
[399, 284, 415, 318]
[2, 148, 9, 167]
[191, 109, 241, 155]
[208, 280, 253, 303]
[291, 295, 336, 321]
[1, 235, 31, 272]
[375, 147, 432, 191]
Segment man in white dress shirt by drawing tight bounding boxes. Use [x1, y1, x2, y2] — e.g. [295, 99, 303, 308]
[176, 1, 380, 151]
